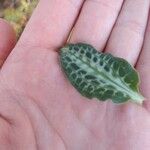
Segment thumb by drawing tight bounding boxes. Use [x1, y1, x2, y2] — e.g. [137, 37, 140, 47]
[0, 19, 16, 67]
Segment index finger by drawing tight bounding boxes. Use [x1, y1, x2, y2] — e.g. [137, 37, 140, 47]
[17, 0, 84, 50]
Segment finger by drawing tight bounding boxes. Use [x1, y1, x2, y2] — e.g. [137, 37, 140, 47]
[136, 13, 150, 104]
[17, 0, 84, 50]
[0, 19, 16, 67]
[105, 0, 150, 65]
[70, 0, 124, 50]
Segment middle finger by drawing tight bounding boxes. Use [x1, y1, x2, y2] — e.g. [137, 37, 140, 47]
[70, 0, 124, 50]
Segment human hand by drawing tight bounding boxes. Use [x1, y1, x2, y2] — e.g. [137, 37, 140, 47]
[0, 19, 16, 66]
[0, 0, 150, 149]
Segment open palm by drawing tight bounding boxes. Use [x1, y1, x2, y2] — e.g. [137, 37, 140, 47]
[0, 0, 150, 149]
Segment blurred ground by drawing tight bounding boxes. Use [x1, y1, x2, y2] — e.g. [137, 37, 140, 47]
[0, 0, 38, 38]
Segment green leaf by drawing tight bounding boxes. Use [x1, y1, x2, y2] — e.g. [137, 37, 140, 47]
[60, 43, 144, 104]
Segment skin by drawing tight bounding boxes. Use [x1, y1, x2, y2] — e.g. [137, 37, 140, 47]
[0, 0, 150, 149]
[0, 19, 16, 66]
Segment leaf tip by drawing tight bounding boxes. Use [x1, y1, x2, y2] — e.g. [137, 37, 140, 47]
[130, 92, 145, 105]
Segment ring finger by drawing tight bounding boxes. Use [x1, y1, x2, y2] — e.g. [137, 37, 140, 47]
[105, 0, 150, 65]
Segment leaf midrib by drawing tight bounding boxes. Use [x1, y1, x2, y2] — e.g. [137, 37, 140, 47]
[70, 51, 132, 96]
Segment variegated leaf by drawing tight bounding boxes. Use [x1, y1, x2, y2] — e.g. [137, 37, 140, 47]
[60, 43, 144, 104]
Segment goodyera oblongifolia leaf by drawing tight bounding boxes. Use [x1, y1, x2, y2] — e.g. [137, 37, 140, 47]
[60, 43, 144, 104]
